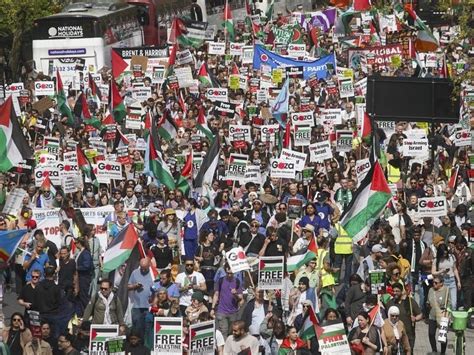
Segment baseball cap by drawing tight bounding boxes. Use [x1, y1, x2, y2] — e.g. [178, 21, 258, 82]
[371, 244, 387, 253]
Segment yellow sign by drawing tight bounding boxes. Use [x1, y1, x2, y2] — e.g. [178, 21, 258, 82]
[343, 69, 354, 79]
[272, 69, 283, 84]
[391, 55, 402, 68]
[229, 75, 240, 90]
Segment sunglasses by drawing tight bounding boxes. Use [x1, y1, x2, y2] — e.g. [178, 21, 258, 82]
[12, 318, 22, 322]
[31, 276, 40, 279]
[250, 224, 259, 227]
[185, 264, 194, 267]
[390, 314, 399, 317]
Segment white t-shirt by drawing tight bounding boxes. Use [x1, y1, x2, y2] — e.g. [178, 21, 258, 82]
[388, 214, 405, 244]
[249, 303, 266, 336]
[175, 271, 206, 307]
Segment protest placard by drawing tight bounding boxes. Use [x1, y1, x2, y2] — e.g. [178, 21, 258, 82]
[319, 108, 342, 126]
[339, 78, 354, 98]
[258, 256, 284, 290]
[270, 158, 297, 179]
[207, 41, 225, 55]
[176, 49, 193, 65]
[126, 106, 143, 130]
[281, 149, 307, 171]
[336, 131, 353, 152]
[132, 86, 151, 102]
[309, 141, 333, 162]
[369, 269, 386, 295]
[206, 88, 228, 102]
[287, 43, 306, 58]
[154, 317, 182, 355]
[228, 75, 240, 90]
[175, 66, 194, 88]
[287, 198, 304, 219]
[189, 320, 215, 355]
[89, 324, 119, 355]
[105, 336, 126, 355]
[450, 129, 471, 147]
[34, 81, 55, 96]
[62, 176, 79, 194]
[402, 138, 429, 158]
[294, 126, 312, 146]
[229, 125, 252, 142]
[319, 322, 351, 355]
[290, 111, 315, 127]
[242, 46, 254, 64]
[35, 164, 61, 186]
[95, 161, 123, 180]
[418, 197, 448, 217]
[260, 124, 279, 143]
[355, 158, 371, 186]
[229, 42, 244, 56]
[225, 247, 250, 273]
[244, 165, 262, 184]
[226, 154, 248, 181]
[2, 188, 27, 215]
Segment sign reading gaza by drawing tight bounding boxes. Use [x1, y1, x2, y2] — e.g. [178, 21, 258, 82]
[418, 196, 447, 217]
[253, 44, 335, 80]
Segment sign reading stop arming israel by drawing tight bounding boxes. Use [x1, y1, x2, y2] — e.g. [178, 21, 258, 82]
[418, 196, 448, 217]
[89, 324, 119, 355]
[189, 320, 215, 355]
[258, 256, 284, 290]
[154, 317, 182, 355]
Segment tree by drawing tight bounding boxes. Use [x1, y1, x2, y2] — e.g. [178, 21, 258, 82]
[0, 0, 62, 80]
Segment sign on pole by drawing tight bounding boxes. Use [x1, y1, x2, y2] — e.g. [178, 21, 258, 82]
[225, 247, 250, 273]
[105, 336, 126, 355]
[418, 197, 448, 217]
[154, 317, 182, 355]
[189, 320, 215, 355]
[270, 158, 297, 179]
[369, 269, 386, 295]
[226, 154, 248, 181]
[258, 256, 284, 290]
[89, 324, 119, 355]
[319, 322, 351, 355]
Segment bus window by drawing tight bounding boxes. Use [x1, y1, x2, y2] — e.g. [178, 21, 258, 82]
[137, 5, 150, 26]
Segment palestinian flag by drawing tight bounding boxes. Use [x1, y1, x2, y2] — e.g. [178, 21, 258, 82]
[169, 18, 196, 48]
[154, 318, 182, 337]
[223, 0, 235, 41]
[90, 325, 119, 342]
[287, 236, 318, 272]
[361, 112, 372, 142]
[168, 43, 178, 67]
[113, 129, 130, 152]
[76, 144, 99, 187]
[146, 134, 176, 190]
[340, 161, 391, 242]
[56, 70, 74, 126]
[291, 23, 305, 44]
[194, 135, 220, 189]
[74, 93, 92, 122]
[190, 321, 214, 342]
[448, 165, 459, 189]
[198, 63, 212, 87]
[178, 91, 187, 115]
[300, 305, 323, 340]
[157, 110, 177, 141]
[0, 229, 27, 263]
[88, 72, 102, 104]
[176, 151, 193, 194]
[278, 337, 308, 355]
[0, 97, 33, 172]
[103, 224, 139, 273]
[111, 49, 128, 79]
[110, 80, 126, 124]
[404, 6, 439, 52]
[197, 106, 214, 142]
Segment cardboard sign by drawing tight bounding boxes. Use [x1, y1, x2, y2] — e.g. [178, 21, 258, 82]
[369, 269, 386, 295]
[260, 124, 279, 143]
[175, 66, 194, 88]
[206, 88, 228, 102]
[130, 55, 148, 74]
[339, 78, 354, 98]
[418, 197, 448, 217]
[34, 81, 55, 96]
[189, 321, 215, 355]
[270, 158, 297, 179]
[319, 322, 351, 355]
[154, 317, 182, 355]
[309, 141, 333, 162]
[290, 111, 315, 127]
[225, 247, 250, 273]
[176, 49, 193, 65]
[294, 126, 312, 146]
[89, 324, 119, 355]
[229, 125, 252, 142]
[241, 46, 254, 64]
[32, 97, 54, 114]
[258, 256, 284, 290]
[451, 129, 471, 147]
[226, 153, 248, 181]
[207, 41, 225, 55]
[281, 148, 306, 171]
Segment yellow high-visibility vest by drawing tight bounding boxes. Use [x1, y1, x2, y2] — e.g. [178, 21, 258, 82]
[387, 164, 401, 184]
[334, 224, 353, 255]
[317, 249, 335, 288]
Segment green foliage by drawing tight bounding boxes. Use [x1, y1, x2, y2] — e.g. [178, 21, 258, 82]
[0, 0, 60, 37]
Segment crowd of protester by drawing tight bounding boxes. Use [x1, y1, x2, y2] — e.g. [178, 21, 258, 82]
[0, 1, 472, 354]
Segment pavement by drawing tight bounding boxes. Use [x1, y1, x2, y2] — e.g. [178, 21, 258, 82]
[1, 281, 473, 353]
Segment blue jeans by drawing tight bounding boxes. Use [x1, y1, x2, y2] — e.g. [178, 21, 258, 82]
[131, 308, 148, 334]
[443, 276, 457, 310]
[334, 253, 353, 284]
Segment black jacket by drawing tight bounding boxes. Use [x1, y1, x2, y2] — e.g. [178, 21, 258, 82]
[242, 298, 270, 331]
[36, 279, 61, 315]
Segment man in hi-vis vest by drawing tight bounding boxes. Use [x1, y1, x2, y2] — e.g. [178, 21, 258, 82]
[333, 223, 353, 285]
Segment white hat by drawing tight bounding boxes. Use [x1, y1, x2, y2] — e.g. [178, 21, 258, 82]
[388, 306, 400, 316]
[372, 244, 388, 253]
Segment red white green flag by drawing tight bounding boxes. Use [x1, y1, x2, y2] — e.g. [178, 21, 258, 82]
[223, 0, 235, 41]
[198, 63, 212, 87]
[76, 144, 99, 187]
[197, 106, 214, 142]
[110, 80, 126, 124]
[56, 70, 74, 126]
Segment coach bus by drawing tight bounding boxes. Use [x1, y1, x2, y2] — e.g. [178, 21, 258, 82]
[32, 1, 143, 85]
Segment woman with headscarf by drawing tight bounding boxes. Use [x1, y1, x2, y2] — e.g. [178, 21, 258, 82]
[348, 311, 381, 355]
[382, 306, 411, 355]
